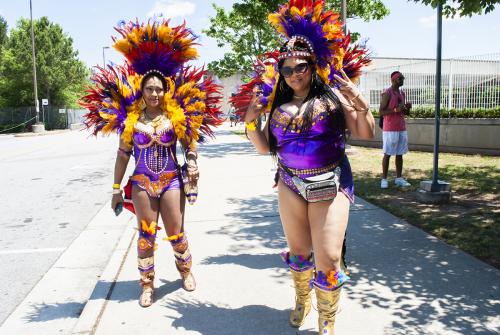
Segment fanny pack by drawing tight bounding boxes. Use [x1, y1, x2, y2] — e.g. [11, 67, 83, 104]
[280, 163, 341, 203]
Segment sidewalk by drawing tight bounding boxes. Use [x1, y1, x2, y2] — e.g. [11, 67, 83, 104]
[4, 123, 500, 335]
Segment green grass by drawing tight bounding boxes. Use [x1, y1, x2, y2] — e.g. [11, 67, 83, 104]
[348, 146, 500, 269]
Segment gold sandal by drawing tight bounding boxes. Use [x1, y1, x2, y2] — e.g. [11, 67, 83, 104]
[139, 287, 154, 307]
[181, 272, 196, 291]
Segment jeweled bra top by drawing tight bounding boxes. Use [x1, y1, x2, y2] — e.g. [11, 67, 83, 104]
[270, 98, 346, 170]
[132, 114, 177, 178]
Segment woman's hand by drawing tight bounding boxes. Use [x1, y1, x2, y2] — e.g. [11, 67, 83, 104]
[245, 87, 264, 123]
[333, 69, 361, 101]
[111, 193, 124, 211]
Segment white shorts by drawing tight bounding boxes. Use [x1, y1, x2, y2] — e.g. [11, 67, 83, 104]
[383, 131, 408, 155]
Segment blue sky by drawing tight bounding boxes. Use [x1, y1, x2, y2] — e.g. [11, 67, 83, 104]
[1, 0, 499, 70]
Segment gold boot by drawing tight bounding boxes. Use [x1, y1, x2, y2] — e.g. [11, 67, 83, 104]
[315, 286, 342, 335]
[289, 267, 314, 327]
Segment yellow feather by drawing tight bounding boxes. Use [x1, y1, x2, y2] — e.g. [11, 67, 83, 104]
[113, 39, 131, 54]
[290, 6, 301, 18]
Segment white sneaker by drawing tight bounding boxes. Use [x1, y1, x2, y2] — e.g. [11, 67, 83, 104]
[395, 177, 411, 187]
[380, 179, 389, 189]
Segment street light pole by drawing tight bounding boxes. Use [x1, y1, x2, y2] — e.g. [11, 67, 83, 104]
[102, 46, 110, 68]
[416, 3, 451, 204]
[431, 3, 443, 191]
[341, 0, 347, 34]
[29, 0, 39, 124]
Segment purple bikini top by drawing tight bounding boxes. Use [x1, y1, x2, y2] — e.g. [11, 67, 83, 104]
[270, 98, 346, 170]
[133, 116, 176, 149]
[132, 115, 178, 178]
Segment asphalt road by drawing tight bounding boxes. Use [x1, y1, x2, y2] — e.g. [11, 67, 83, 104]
[0, 130, 120, 325]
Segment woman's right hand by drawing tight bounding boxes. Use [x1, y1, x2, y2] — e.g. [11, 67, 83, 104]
[111, 193, 124, 211]
[245, 87, 264, 123]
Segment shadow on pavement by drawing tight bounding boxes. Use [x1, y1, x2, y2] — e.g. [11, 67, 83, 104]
[345, 208, 500, 335]
[198, 133, 258, 159]
[162, 298, 316, 335]
[201, 253, 283, 270]
[24, 302, 85, 322]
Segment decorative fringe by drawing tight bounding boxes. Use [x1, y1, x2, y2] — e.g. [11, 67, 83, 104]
[313, 270, 349, 291]
[281, 251, 314, 272]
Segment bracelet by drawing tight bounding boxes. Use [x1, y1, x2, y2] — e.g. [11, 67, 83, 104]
[245, 120, 257, 131]
[112, 189, 122, 195]
[112, 183, 121, 189]
[355, 109, 368, 113]
[117, 148, 132, 157]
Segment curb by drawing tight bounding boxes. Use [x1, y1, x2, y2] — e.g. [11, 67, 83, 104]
[0, 202, 133, 334]
[14, 129, 71, 137]
[71, 226, 137, 335]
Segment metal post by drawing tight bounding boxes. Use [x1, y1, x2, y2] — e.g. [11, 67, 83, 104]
[102, 46, 109, 68]
[29, 0, 39, 124]
[447, 59, 453, 111]
[341, 0, 347, 34]
[431, 3, 443, 191]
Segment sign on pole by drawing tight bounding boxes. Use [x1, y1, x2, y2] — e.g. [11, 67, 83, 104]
[59, 109, 66, 114]
[42, 99, 49, 106]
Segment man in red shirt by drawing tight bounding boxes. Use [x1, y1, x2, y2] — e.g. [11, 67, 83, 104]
[379, 71, 412, 189]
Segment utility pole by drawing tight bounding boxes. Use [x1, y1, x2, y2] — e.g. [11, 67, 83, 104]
[29, 0, 40, 125]
[102, 46, 110, 68]
[417, 3, 451, 204]
[341, 0, 347, 34]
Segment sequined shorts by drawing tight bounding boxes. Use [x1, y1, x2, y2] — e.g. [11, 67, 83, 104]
[131, 171, 180, 198]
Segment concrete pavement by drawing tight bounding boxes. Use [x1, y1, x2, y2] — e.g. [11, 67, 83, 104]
[2, 123, 499, 335]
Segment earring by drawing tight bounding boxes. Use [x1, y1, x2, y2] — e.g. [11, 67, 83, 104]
[139, 97, 146, 110]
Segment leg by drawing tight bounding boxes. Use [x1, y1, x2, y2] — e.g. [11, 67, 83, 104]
[382, 154, 390, 179]
[395, 155, 403, 178]
[309, 192, 351, 334]
[277, 179, 314, 327]
[159, 187, 196, 291]
[132, 185, 160, 307]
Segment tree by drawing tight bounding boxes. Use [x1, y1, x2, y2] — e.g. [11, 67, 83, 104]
[0, 16, 88, 108]
[410, 0, 498, 17]
[0, 16, 7, 50]
[203, 0, 389, 78]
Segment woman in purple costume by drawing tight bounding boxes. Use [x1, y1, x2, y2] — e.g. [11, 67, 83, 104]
[111, 72, 198, 307]
[243, 14, 375, 335]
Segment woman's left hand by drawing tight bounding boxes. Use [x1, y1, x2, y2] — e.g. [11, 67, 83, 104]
[186, 162, 199, 183]
[333, 69, 360, 101]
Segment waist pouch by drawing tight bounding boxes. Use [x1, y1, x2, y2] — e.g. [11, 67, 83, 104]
[281, 164, 341, 203]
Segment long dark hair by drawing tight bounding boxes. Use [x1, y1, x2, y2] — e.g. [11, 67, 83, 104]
[267, 57, 344, 155]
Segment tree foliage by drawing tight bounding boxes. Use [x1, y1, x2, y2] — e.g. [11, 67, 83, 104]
[0, 17, 88, 108]
[203, 0, 389, 78]
[410, 0, 498, 17]
[0, 16, 7, 50]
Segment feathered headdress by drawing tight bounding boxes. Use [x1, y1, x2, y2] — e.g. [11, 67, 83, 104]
[80, 19, 222, 148]
[230, 0, 370, 118]
[268, 0, 345, 83]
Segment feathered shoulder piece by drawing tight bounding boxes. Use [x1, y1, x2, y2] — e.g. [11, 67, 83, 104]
[163, 66, 223, 150]
[79, 19, 222, 148]
[229, 51, 279, 118]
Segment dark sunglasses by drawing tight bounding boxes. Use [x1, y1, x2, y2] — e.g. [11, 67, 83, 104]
[279, 63, 309, 78]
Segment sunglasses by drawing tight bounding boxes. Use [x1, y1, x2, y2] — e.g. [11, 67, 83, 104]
[279, 63, 309, 78]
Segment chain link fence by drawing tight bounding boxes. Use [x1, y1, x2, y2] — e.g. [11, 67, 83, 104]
[0, 106, 87, 133]
[359, 54, 500, 111]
